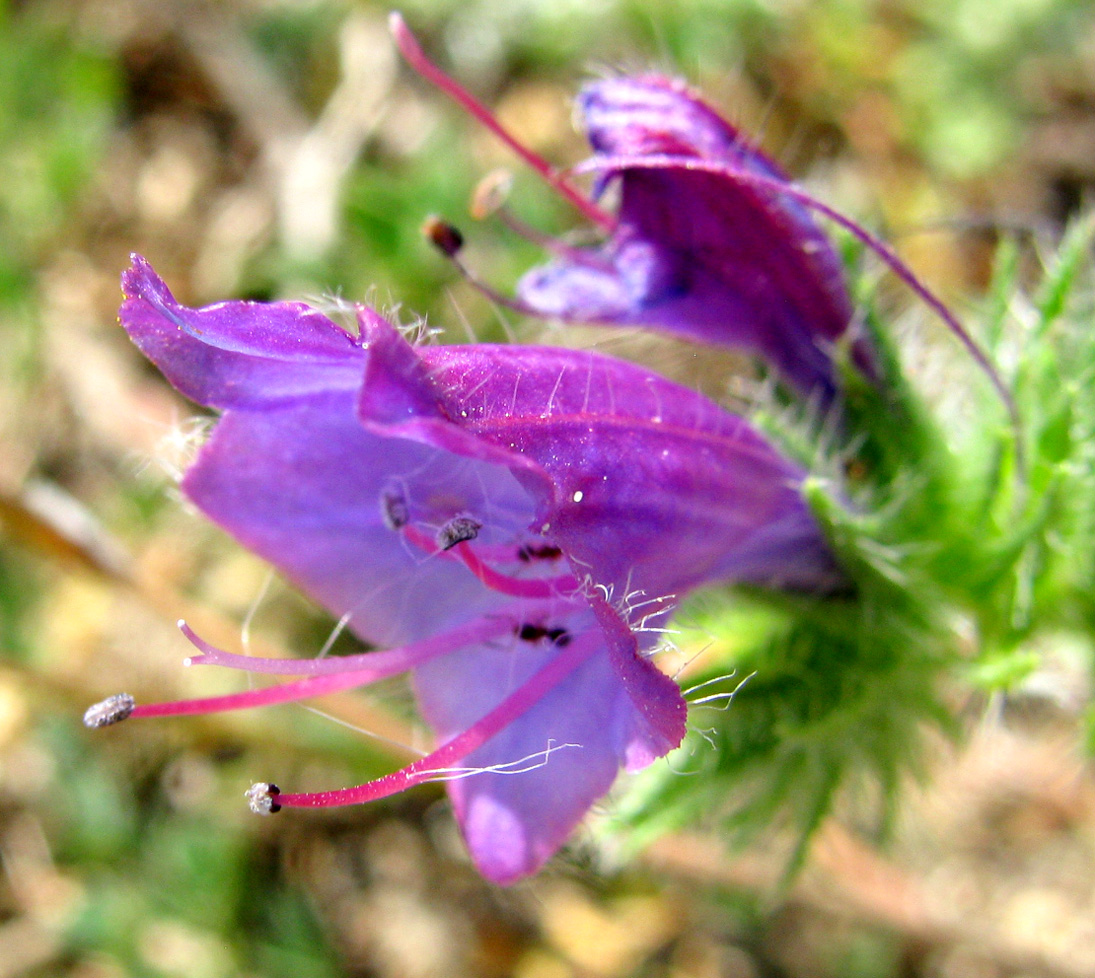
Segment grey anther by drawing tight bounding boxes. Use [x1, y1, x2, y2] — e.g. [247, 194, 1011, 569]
[436, 515, 482, 551]
[379, 487, 409, 530]
[246, 782, 282, 814]
[83, 693, 136, 729]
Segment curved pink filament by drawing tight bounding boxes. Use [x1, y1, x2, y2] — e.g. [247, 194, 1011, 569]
[389, 12, 613, 230]
[577, 153, 1021, 452]
[274, 628, 599, 807]
[401, 524, 580, 599]
[129, 615, 515, 718]
[179, 615, 519, 676]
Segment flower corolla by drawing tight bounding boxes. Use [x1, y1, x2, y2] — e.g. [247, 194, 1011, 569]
[87, 256, 838, 883]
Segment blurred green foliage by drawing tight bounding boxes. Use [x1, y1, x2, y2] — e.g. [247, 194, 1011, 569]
[613, 213, 1095, 869]
[0, 1, 117, 307]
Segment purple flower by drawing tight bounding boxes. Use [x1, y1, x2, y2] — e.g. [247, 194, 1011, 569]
[88, 256, 838, 883]
[395, 15, 1015, 419]
[515, 74, 865, 400]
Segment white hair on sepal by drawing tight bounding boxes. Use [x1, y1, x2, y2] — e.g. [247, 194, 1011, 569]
[742, 362, 847, 478]
[615, 581, 680, 647]
[641, 634, 682, 663]
[445, 284, 483, 344]
[304, 283, 441, 347]
[300, 286, 361, 335]
[239, 567, 275, 659]
[401, 313, 443, 347]
[682, 669, 756, 710]
[623, 589, 677, 624]
[374, 295, 441, 346]
[657, 724, 715, 777]
[645, 671, 758, 779]
[131, 412, 214, 486]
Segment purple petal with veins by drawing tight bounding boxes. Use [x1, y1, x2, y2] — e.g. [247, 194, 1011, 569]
[356, 317, 842, 600]
[99, 256, 838, 883]
[517, 75, 864, 399]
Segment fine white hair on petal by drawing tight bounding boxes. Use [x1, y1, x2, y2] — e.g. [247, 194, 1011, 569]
[300, 289, 358, 333]
[415, 740, 583, 782]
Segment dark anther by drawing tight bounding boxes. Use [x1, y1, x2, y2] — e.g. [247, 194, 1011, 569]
[436, 515, 482, 551]
[379, 486, 409, 530]
[83, 693, 136, 729]
[516, 623, 571, 646]
[422, 215, 465, 257]
[517, 543, 563, 563]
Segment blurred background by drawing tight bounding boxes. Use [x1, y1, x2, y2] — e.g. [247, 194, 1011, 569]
[1, 0, 1095, 975]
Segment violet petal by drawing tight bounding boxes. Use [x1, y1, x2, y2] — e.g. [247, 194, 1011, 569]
[121, 254, 364, 409]
[416, 601, 684, 884]
[355, 317, 842, 601]
[517, 76, 857, 398]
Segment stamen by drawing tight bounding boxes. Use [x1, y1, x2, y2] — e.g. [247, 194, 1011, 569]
[379, 485, 409, 530]
[401, 523, 580, 599]
[470, 169, 513, 220]
[101, 616, 518, 722]
[489, 201, 616, 271]
[578, 154, 1022, 457]
[268, 628, 599, 809]
[389, 12, 613, 229]
[436, 515, 482, 550]
[179, 615, 517, 676]
[423, 241, 543, 316]
[421, 215, 465, 257]
[423, 209, 595, 308]
[83, 693, 135, 728]
[246, 782, 281, 814]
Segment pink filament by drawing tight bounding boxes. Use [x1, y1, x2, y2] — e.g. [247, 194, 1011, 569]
[389, 12, 613, 230]
[179, 615, 517, 676]
[129, 615, 514, 718]
[495, 206, 615, 269]
[401, 524, 580, 599]
[275, 628, 599, 808]
[578, 153, 1020, 445]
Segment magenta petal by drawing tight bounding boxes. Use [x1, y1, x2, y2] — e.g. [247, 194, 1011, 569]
[121, 255, 365, 409]
[356, 319, 841, 600]
[415, 604, 684, 884]
[581, 75, 769, 161]
[114, 257, 840, 884]
[517, 76, 858, 398]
